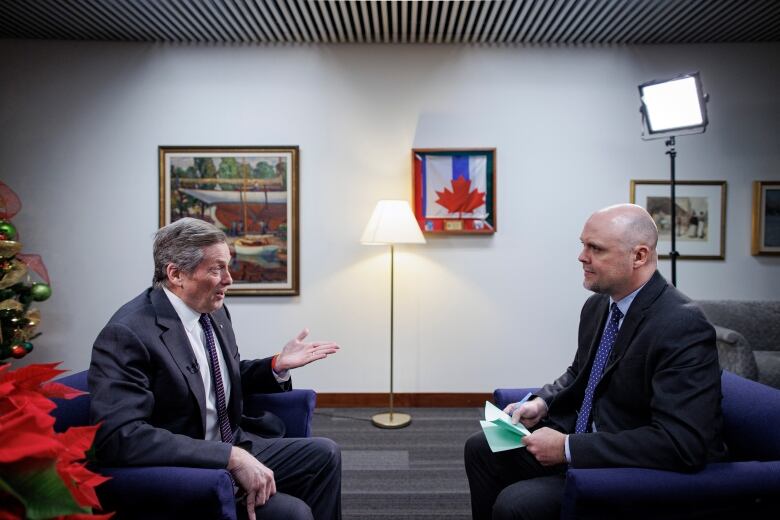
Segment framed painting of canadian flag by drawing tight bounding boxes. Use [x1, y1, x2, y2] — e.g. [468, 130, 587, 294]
[412, 148, 497, 235]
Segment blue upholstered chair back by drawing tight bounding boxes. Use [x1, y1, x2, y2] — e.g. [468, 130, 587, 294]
[52, 370, 90, 433]
[720, 370, 780, 461]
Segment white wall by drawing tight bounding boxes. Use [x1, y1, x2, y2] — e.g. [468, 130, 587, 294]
[1, 41, 778, 392]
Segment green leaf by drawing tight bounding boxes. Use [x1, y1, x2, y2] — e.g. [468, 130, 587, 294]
[0, 464, 90, 520]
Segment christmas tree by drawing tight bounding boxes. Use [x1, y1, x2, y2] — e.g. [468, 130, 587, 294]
[0, 182, 51, 362]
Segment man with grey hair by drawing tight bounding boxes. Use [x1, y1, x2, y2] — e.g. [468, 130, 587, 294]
[465, 204, 726, 519]
[89, 218, 341, 520]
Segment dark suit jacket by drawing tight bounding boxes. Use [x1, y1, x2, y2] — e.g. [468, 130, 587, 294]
[88, 287, 289, 468]
[536, 271, 726, 472]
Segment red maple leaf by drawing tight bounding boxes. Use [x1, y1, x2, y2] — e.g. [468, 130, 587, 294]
[435, 177, 486, 215]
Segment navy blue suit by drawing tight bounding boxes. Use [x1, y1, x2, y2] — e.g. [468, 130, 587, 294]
[89, 287, 341, 519]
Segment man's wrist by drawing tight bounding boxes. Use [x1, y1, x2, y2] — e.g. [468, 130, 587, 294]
[272, 354, 288, 373]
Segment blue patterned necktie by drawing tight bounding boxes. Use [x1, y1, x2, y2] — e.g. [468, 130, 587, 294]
[199, 314, 233, 444]
[575, 303, 623, 434]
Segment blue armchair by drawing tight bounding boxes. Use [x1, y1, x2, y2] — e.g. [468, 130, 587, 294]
[494, 371, 780, 519]
[51, 370, 316, 520]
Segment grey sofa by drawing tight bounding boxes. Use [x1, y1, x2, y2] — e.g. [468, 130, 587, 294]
[698, 300, 780, 389]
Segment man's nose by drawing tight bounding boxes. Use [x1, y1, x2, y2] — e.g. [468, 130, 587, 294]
[222, 269, 233, 285]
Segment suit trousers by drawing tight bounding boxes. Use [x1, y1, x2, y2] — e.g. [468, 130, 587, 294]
[464, 431, 565, 520]
[237, 436, 342, 520]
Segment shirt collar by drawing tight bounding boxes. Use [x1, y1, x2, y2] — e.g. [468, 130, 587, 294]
[610, 281, 646, 318]
[162, 286, 201, 333]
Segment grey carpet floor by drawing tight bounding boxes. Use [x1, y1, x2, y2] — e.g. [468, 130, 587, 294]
[312, 407, 482, 520]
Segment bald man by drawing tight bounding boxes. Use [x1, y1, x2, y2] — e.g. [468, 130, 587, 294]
[464, 204, 726, 520]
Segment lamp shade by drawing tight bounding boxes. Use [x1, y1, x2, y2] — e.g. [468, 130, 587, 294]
[361, 200, 426, 245]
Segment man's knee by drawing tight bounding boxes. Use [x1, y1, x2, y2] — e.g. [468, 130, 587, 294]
[285, 498, 314, 520]
[465, 431, 489, 467]
[493, 477, 563, 520]
[255, 493, 313, 520]
[309, 437, 341, 473]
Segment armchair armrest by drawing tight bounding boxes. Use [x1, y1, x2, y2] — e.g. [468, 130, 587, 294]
[97, 466, 237, 520]
[561, 462, 780, 520]
[493, 388, 540, 410]
[714, 325, 759, 381]
[243, 389, 316, 438]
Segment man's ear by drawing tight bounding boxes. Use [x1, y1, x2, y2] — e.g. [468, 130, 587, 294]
[633, 245, 650, 268]
[166, 264, 183, 288]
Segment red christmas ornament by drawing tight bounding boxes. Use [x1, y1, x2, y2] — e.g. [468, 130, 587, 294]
[10, 343, 27, 358]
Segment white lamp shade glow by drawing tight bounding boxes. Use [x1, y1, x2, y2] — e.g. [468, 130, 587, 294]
[639, 73, 707, 134]
[361, 200, 426, 245]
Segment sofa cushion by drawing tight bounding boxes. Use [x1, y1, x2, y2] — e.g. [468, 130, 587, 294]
[754, 350, 780, 389]
[698, 301, 780, 352]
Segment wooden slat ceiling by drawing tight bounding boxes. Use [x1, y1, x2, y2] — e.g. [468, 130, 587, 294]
[1, 0, 779, 45]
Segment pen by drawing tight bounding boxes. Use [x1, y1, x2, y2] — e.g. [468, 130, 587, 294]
[507, 392, 533, 415]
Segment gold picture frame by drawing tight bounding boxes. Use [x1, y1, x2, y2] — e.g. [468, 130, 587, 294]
[630, 180, 727, 260]
[751, 181, 780, 256]
[159, 146, 299, 296]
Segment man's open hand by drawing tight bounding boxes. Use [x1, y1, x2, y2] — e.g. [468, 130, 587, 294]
[275, 328, 340, 371]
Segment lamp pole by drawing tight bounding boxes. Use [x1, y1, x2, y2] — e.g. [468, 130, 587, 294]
[666, 136, 678, 287]
[389, 244, 395, 421]
[361, 200, 422, 429]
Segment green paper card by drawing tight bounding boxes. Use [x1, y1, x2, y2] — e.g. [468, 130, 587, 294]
[480, 401, 531, 453]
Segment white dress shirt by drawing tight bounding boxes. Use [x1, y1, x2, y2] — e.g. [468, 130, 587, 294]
[163, 287, 232, 442]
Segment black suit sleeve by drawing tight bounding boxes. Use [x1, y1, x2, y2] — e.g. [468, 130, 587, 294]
[89, 322, 232, 468]
[240, 357, 291, 395]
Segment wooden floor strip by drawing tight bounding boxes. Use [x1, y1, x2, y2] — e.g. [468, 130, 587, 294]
[316, 393, 492, 408]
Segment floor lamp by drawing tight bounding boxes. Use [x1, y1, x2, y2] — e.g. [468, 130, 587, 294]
[361, 200, 426, 429]
[639, 71, 709, 287]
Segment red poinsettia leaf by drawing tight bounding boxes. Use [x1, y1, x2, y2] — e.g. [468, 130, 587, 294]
[0, 431, 61, 464]
[5, 391, 58, 416]
[0, 363, 64, 390]
[56, 462, 105, 509]
[0, 406, 59, 463]
[57, 425, 99, 463]
[15, 254, 50, 285]
[0, 381, 14, 398]
[0, 182, 22, 220]
[435, 177, 486, 214]
[42, 382, 87, 400]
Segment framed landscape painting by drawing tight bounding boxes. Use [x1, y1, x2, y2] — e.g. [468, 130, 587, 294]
[752, 181, 780, 256]
[412, 148, 496, 234]
[630, 180, 726, 260]
[159, 146, 299, 295]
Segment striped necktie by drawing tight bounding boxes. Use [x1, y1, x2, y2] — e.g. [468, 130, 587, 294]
[199, 313, 233, 443]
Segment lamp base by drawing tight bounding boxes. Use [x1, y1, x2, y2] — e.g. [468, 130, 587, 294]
[371, 412, 412, 429]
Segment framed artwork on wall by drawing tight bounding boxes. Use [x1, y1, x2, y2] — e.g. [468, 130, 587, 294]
[412, 148, 496, 234]
[751, 181, 780, 256]
[630, 180, 727, 260]
[159, 146, 299, 295]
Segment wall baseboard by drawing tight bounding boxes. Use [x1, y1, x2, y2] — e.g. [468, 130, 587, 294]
[316, 393, 492, 408]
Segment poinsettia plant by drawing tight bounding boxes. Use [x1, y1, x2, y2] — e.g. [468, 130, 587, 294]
[0, 363, 111, 520]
